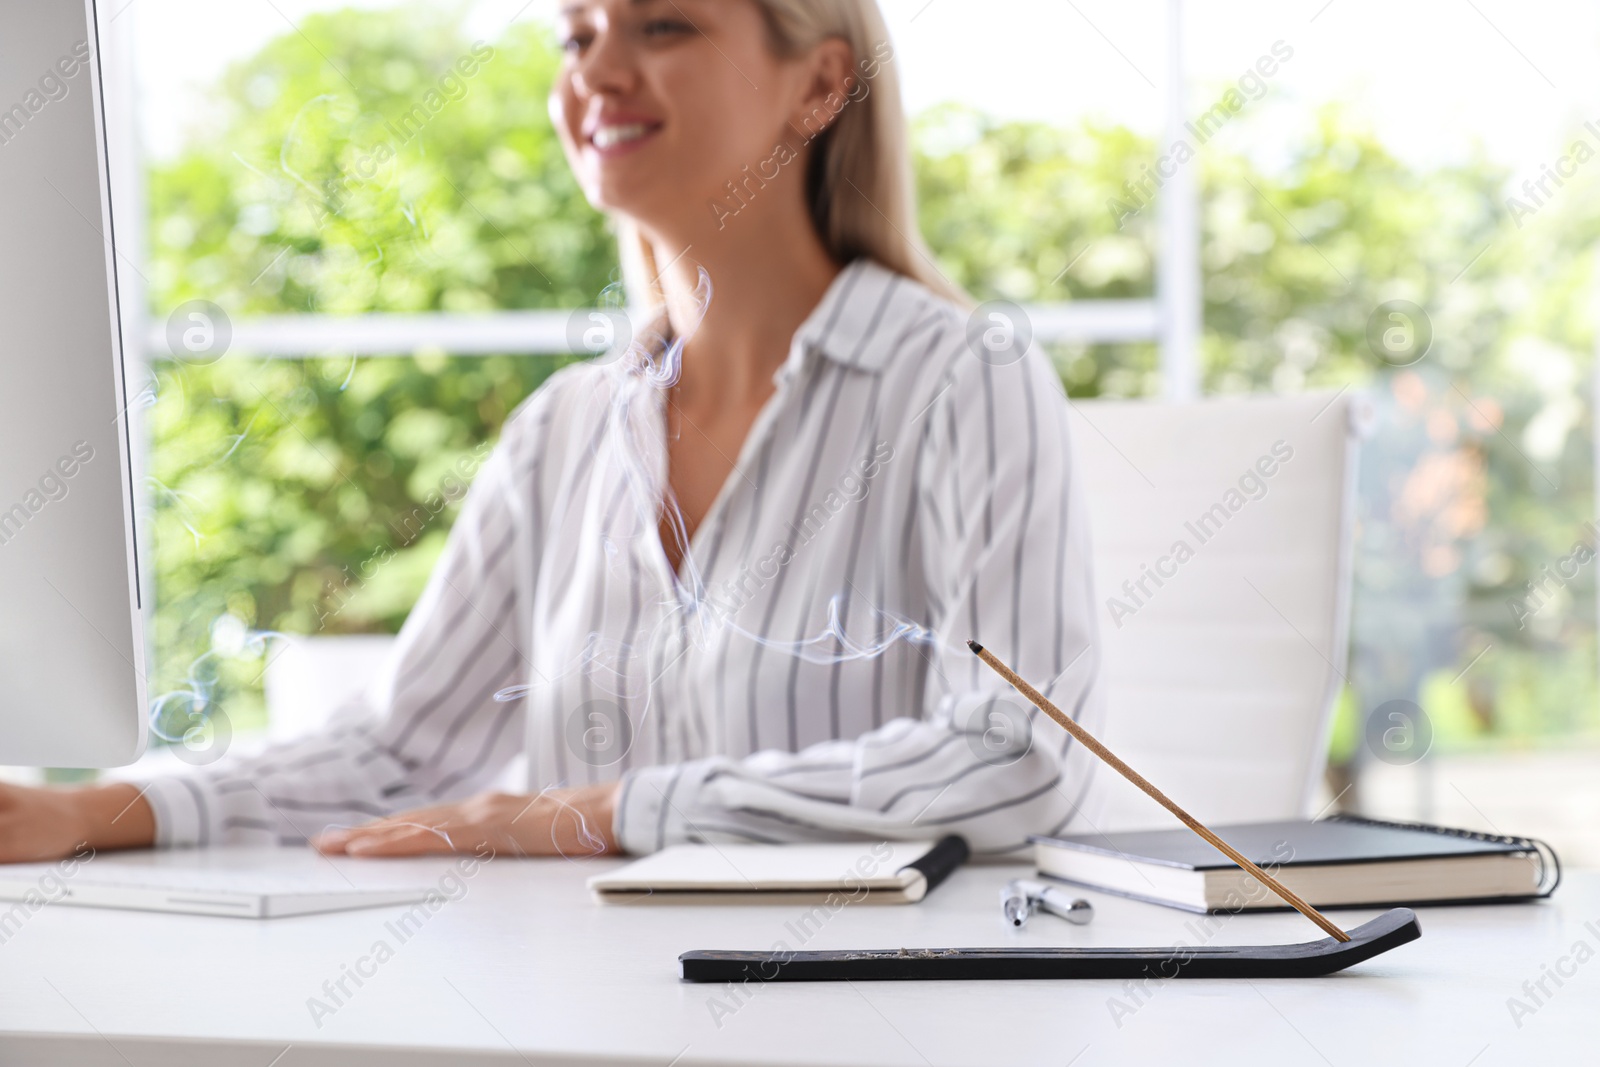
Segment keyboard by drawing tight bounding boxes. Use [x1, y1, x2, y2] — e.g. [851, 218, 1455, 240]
[0, 846, 440, 918]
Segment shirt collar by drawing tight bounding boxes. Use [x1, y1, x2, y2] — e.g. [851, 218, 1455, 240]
[788, 258, 924, 377]
[617, 258, 924, 385]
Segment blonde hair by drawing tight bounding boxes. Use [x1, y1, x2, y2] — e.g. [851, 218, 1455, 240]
[619, 0, 965, 311]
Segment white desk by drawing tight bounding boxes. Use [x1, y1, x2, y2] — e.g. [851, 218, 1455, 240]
[0, 853, 1591, 1066]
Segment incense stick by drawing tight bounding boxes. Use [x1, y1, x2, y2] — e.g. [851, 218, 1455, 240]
[968, 639, 1351, 943]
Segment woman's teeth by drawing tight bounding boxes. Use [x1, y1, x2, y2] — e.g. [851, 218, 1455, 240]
[592, 123, 653, 150]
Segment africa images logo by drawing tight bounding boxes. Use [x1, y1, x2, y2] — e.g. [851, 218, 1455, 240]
[0, 442, 96, 548]
[0, 41, 91, 148]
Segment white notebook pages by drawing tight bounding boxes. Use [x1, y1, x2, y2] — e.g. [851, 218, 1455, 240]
[588, 840, 951, 905]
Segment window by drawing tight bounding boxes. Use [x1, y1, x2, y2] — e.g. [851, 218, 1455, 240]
[110, 0, 1599, 861]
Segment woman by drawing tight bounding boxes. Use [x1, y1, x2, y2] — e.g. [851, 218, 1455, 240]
[0, 0, 1101, 861]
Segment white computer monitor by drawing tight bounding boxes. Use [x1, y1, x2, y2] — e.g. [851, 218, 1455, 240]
[0, 0, 145, 766]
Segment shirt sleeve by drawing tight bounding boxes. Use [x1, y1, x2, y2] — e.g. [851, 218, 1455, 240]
[613, 344, 1103, 858]
[138, 394, 554, 848]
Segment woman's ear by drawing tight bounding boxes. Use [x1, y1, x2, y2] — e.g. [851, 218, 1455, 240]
[787, 36, 857, 141]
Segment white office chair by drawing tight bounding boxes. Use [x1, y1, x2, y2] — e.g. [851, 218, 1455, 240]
[1069, 390, 1366, 831]
[264, 632, 528, 792]
[264, 634, 397, 741]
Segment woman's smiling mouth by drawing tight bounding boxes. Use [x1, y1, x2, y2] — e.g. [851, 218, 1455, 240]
[587, 119, 664, 156]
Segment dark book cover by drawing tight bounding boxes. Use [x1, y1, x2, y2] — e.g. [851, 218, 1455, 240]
[1034, 815, 1546, 870]
[1030, 815, 1561, 912]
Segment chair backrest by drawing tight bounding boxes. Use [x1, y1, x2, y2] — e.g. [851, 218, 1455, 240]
[264, 632, 529, 791]
[1071, 391, 1364, 831]
[264, 634, 396, 741]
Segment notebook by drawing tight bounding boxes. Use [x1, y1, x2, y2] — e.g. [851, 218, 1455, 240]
[0, 847, 438, 919]
[1032, 815, 1561, 914]
[588, 836, 969, 904]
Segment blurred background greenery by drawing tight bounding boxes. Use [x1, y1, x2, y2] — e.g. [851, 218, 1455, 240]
[143, 7, 1599, 797]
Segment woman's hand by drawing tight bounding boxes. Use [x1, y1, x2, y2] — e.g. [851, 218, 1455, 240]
[311, 783, 620, 858]
[0, 781, 155, 861]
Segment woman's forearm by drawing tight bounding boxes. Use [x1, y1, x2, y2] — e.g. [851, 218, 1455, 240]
[74, 782, 156, 851]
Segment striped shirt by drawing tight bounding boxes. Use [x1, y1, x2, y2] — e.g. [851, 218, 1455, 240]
[142, 257, 1105, 857]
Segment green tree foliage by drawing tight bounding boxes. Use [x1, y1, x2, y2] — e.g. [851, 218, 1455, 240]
[145, 10, 607, 718]
[146, 7, 1598, 748]
[913, 105, 1160, 396]
[150, 9, 614, 314]
[1189, 109, 1600, 756]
